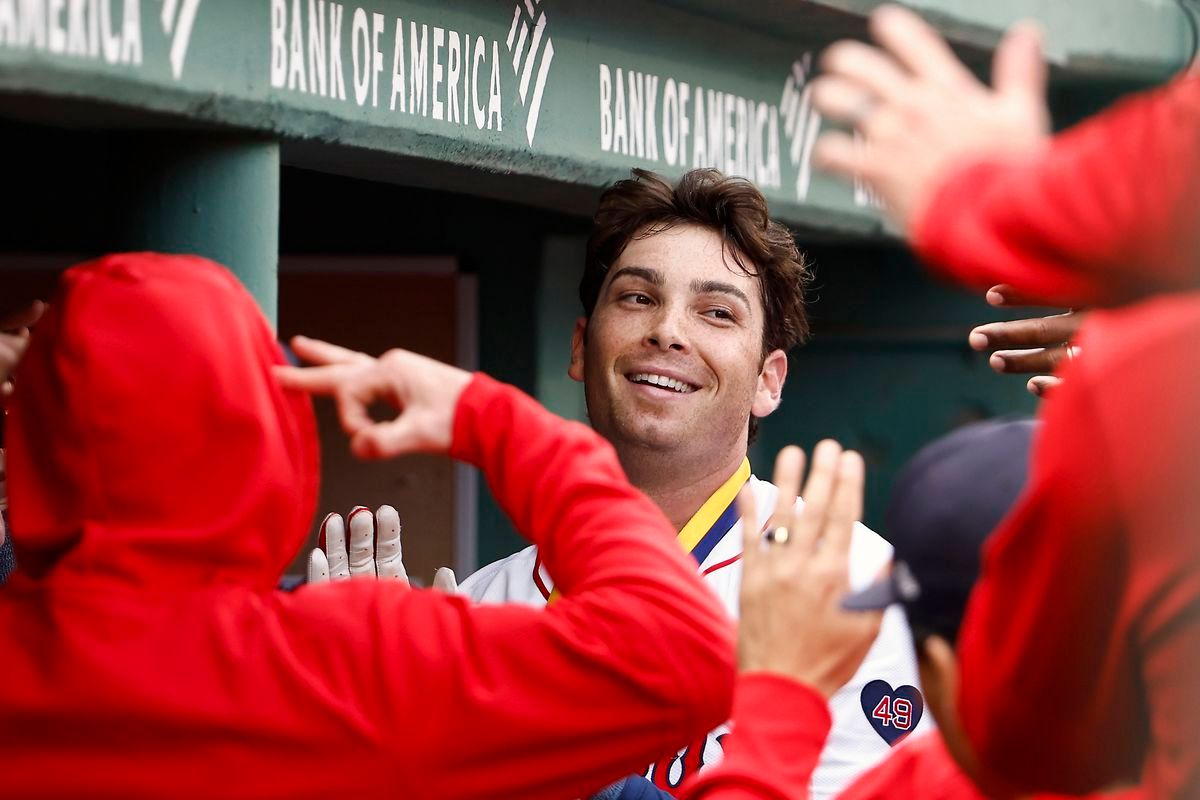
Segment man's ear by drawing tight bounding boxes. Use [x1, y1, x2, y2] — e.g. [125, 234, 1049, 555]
[751, 349, 788, 418]
[567, 317, 588, 383]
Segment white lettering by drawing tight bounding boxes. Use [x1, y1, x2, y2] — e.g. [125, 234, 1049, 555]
[613, 67, 627, 155]
[18, 0, 47, 49]
[409, 21, 427, 115]
[287, 0, 306, 92]
[627, 70, 643, 159]
[98, 0, 117, 62]
[661, 77, 677, 165]
[66, 0, 85, 56]
[328, 3, 346, 100]
[691, 86, 705, 168]
[350, 7, 368, 105]
[370, 11, 383, 106]
[270, 0, 287, 86]
[446, 29, 460, 124]
[119, 0, 138, 65]
[678, 82, 690, 165]
[599, 63, 612, 152]
[706, 89, 722, 171]
[431, 25, 443, 120]
[389, 16, 405, 111]
[47, 0, 63, 53]
[471, 34, 484, 128]
[0, 0, 15, 46]
[644, 73, 659, 161]
[487, 39, 501, 131]
[767, 105, 780, 187]
[307, 0, 327, 96]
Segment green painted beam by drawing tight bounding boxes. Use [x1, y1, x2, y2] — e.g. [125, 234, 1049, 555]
[0, 0, 1186, 239]
[123, 137, 281, 321]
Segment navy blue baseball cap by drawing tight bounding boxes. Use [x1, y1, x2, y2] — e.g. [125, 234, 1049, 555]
[844, 418, 1037, 645]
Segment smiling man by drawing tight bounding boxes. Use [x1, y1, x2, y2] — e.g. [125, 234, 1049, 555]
[461, 169, 924, 799]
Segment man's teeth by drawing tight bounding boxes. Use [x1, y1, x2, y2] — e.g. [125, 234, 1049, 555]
[630, 373, 695, 394]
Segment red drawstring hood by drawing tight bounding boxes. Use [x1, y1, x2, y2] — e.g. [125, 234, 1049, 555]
[6, 252, 318, 589]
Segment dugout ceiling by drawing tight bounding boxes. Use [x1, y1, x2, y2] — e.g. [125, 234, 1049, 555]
[0, 0, 1191, 240]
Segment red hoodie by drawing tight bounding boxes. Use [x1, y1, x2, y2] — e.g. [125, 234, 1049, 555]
[911, 75, 1200, 798]
[0, 253, 735, 799]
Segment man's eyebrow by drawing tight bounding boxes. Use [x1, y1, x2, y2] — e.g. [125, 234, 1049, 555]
[607, 266, 664, 287]
[691, 279, 752, 311]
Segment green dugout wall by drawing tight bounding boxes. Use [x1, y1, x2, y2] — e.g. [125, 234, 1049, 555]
[0, 0, 1191, 569]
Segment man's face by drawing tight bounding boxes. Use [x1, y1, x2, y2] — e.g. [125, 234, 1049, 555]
[569, 224, 787, 458]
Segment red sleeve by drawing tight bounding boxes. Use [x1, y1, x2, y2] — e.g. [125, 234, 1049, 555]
[284, 374, 736, 800]
[675, 673, 830, 800]
[913, 74, 1200, 308]
[955, 366, 1142, 795]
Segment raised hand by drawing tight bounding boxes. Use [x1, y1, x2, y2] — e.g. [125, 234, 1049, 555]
[275, 336, 472, 459]
[736, 441, 882, 698]
[970, 285, 1085, 397]
[811, 4, 1050, 232]
[307, 505, 411, 584]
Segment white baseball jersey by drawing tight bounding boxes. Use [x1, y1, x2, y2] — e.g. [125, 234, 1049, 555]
[461, 468, 930, 800]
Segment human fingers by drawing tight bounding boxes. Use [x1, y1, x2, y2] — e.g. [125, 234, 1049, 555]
[1028, 375, 1062, 397]
[348, 414, 427, 459]
[432, 567, 458, 593]
[989, 346, 1068, 375]
[968, 312, 1081, 352]
[812, 130, 870, 182]
[306, 548, 330, 584]
[792, 440, 844, 552]
[767, 446, 805, 546]
[992, 21, 1048, 114]
[346, 506, 377, 578]
[0, 300, 45, 331]
[373, 505, 409, 583]
[984, 284, 1059, 308]
[273, 362, 360, 396]
[811, 75, 882, 128]
[319, 512, 351, 580]
[820, 40, 913, 108]
[289, 335, 373, 367]
[819, 450, 865, 568]
[868, 4, 979, 91]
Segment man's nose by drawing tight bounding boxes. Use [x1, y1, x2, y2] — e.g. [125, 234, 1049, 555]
[644, 307, 689, 352]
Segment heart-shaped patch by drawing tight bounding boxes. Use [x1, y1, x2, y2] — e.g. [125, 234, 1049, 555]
[860, 679, 923, 745]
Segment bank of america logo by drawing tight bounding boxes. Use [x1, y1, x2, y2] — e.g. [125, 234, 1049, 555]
[780, 54, 821, 202]
[505, 0, 555, 147]
[160, 0, 201, 80]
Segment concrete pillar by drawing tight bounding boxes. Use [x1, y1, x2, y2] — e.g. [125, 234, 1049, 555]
[121, 137, 281, 323]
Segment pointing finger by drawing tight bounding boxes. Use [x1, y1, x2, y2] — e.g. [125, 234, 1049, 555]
[373, 505, 409, 583]
[289, 336, 373, 367]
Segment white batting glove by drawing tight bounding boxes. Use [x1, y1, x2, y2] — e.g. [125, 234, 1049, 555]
[432, 567, 458, 593]
[308, 505, 410, 585]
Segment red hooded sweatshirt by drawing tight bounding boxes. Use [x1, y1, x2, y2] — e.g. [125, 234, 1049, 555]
[0, 253, 735, 799]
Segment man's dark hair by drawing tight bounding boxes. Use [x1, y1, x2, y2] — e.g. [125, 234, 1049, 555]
[580, 168, 811, 440]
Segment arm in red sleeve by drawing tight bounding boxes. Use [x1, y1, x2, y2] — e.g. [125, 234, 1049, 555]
[955, 366, 1141, 795]
[914, 74, 1200, 308]
[283, 374, 736, 800]
[675, 674, 830, 800]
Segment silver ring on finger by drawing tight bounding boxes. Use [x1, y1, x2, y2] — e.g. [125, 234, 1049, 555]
[763, 525, 791, 546]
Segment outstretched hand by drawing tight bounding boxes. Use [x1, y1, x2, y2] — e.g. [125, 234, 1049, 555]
[811, 4, 1050, 233]
[737, 441, 882, 699]
[275, 336, 472, 460]
[970, 285, 1085, 397]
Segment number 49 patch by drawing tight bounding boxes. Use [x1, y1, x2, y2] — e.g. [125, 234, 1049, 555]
[860, 680, 924, 745]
